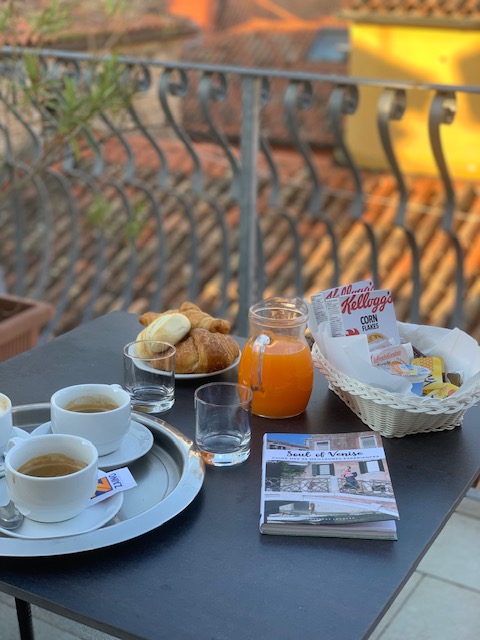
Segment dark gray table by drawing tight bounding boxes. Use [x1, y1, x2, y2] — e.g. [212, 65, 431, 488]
[1, 311, 480, 640]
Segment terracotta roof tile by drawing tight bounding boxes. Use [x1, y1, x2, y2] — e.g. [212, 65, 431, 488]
[180, 26, 347, 146]
[341, 0, 480, 21]
[0, 1, 194, 48]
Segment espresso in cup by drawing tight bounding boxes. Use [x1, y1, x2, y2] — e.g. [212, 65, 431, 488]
[50, 384, 131, 456]
[65, 395, 119, 414]
[5, 433, 98, 523]
[18, 453, 87, 478]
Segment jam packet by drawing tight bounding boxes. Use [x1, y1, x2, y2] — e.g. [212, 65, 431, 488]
[370, 343, 414, 368]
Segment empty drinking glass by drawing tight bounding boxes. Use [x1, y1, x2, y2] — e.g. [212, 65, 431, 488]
[123, 340, 176, 413]
[194, 382, 252, 467]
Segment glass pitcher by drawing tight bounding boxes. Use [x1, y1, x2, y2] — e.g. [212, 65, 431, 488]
[238, 297, 314, 418]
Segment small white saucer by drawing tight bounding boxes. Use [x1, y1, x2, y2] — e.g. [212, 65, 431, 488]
[0, 492, 123, 540]
[0, 428, 30, 477]
[31, 421, 154, 471]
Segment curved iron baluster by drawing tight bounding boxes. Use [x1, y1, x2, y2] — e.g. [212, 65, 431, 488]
[156, 68, 206, 303]
[257, 77, 280, 208]
[259, 136, 280, 208]
[284, 80, 321, 213]
[255, 221, 265, 305]
[165, 188, 200, 302]
[269, 208, 304, 295]
[377, 87, 420, 323]
[198, 71, 240, 199]
[126, 178, 167, 312]
[20, 167, 53, 301]
[50, 60, 137, 319]
[283, 80, 342, 288]
[0, 123, 24, 295]
[96, 81, 164, 311]
[103, 65, 203, 309]
[328, 84, 363, 220]
[198, 192, 231, 319]
[328, 83, 379, 287]
[127, 107, 169, 188]
[98, 176, 137, 313]
[159, 67, 203, 194]
[0, 101, 43, 168]
[258, 77, 304, 297]
[3, 163, 53, 301]
[127, 69, 169, 189]
[123, 94, 169, 311]
[61, 165, 108, 325]
[38, 168, 80, 341]
[428, 90, 463, 328]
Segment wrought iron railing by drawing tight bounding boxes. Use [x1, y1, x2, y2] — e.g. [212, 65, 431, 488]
[0, 46, 478, 341]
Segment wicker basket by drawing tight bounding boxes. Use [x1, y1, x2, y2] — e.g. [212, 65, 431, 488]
[312, 342, 480, 438]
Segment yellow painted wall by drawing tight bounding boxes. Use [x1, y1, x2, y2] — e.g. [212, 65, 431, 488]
[346, 23, 480, 178]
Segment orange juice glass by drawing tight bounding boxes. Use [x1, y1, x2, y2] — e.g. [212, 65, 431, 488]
[238, 297, 314, 418]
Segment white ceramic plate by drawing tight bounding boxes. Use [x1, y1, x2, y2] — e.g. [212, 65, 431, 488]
[0, 491, 123, 540]
[31, 420, 154, 471]
[126, 343, 240, 379]
[0, 427, 30, 477]
[175, 353, 241, 380]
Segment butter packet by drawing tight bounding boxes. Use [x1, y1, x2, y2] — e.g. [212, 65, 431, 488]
[90, 467, 137, 505]
[425, 383, 459, 399]
[412, 356, 445, 394]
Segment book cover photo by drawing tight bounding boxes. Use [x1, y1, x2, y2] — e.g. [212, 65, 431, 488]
[260, 432, 399, 540]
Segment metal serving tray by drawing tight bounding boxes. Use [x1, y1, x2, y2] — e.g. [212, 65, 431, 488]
[0, 403, 205, 557]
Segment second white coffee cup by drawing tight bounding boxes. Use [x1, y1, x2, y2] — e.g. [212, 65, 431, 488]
[50, 384, 132, 456]
[5, 433, 98, 523]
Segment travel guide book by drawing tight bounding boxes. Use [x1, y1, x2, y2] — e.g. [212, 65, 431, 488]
[260, 432, 399, 540]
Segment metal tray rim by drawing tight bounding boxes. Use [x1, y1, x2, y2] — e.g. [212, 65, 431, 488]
[0, 403, 205, 558]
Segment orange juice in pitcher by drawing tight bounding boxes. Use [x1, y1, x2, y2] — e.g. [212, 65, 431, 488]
[238, 297, 314, 418]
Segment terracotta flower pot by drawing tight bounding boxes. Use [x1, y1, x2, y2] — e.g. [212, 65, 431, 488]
[0, 294, 54, 361]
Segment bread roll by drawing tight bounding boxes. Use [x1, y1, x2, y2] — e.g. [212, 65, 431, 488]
[136, 313, 191, 358]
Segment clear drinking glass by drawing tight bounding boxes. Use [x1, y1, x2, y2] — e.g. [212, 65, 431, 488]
[123, 340, 176, 413]
[194, 382, 252, 467]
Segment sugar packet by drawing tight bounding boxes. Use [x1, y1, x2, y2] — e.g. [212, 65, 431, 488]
[90, 467, 137, 506]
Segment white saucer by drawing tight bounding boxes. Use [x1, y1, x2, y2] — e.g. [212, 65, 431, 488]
[0, 428, 30, 477]
[175, 353, 241, 379]
[127, 343, 240, 379]
[31, 421, 154, 471]
[0, 492, 123, 540]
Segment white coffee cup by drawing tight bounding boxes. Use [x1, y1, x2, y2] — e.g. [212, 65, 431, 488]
[5, 433, 98, 523]
[50, 384, 131, 456]
[0, 392, 13, 453]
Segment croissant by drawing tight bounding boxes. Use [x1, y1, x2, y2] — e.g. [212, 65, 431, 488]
[139, 302, 230, 334]
[147, 328, 239, 374]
